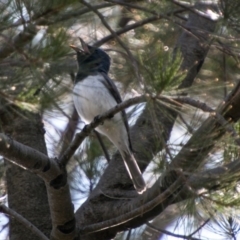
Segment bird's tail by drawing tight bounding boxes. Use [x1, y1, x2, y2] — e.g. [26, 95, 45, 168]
[121, 151, 146, 194]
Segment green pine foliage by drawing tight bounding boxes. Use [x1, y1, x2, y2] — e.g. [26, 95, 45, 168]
[139, 45, 185, 94]
[1, 0, 240, 239]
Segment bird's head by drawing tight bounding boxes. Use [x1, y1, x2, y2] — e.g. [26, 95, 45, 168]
[70, 38, 110, 74]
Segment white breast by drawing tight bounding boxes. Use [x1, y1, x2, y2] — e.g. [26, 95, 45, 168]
[73, 74, 129, 153]
[73, 74, 119, 123]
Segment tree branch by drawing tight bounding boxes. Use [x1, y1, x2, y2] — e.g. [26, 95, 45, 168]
[94, 9, 185, 47]
[74, 3, 218, 239]
[58, 107, 79, 157]
[59, 95, 148, 166]
[170, 80, 240, 172]
[0, 205, 49, 240]
[0, 133, 76, 239]
[80, 179, 182, 234]
[146, 222, 202, 240]
[81, 0, 144, 87]
[190, 158, 240, 191]
[36, 3, 113, 26]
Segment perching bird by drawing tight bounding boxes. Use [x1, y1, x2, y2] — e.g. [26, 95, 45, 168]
[70, 38, 146, 193]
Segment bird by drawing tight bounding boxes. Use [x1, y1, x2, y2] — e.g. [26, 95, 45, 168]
[70, 38, 146, 193]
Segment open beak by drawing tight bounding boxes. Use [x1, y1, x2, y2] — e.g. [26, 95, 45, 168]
[69, 44, 81, 52]
[78, 37, 90, 53]
[70, 38, 90, 53]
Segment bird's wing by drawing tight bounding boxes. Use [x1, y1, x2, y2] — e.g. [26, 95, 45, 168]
[100, 72, 133, 151]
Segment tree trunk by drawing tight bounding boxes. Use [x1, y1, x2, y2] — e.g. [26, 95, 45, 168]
[0, 104, 51, 239]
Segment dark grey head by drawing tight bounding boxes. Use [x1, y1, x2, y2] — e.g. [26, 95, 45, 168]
[70, 38, 110, 80]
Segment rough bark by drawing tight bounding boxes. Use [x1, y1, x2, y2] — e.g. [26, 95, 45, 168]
[0, 103, 51, 239]
[0, 118, 77, 239]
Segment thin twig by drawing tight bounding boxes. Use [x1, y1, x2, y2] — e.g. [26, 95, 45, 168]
[81, 0, 144, 87]
[188, 218, 210, 237]
[94, 6, 186, 47]
[94, 15, 162, 46]
[172, 96, 214, 112]
[105, 0, 204, 44]
[178, 113, 194, 133]
[0, 3, 112, 31]
[59, 107, 79, 157]
[106, 0, 187, 19]
[59, 94, 234, 166]
[146, 222, 202, 240]
[37, 3, 113, 25]
[0, 205, 49, 240]
[105, 0, 161, 15]
[59, 95, 148, 165]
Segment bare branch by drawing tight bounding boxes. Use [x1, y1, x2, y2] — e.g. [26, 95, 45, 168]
[105, 0, 157, 15]
[188, 219, 210, 238]
[0, 133, 76, 239]
[59, 91, 237, 167]
[81, 0, 144, 87]
[80, 179, 181, 234]
[75, 61, 240, 240]
[190, 158, 240, 191]
[0, 133, 50, 172]
[106, 0, 186, 18]
[59, 94, 148, 165]
[146, 222, 202, 240]
[58, 107, 79, 157]
[172, 96, 214, 112]
[94, 16, 161, 46]
[170, 80, 240, 172]
[72, 3, 218, 239]
[94, 9, 185, 46]
[36, 3, 113, 25]
[0, 205, 49, 240]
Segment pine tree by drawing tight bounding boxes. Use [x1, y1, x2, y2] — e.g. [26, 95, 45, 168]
[0, 1, 240, 239]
